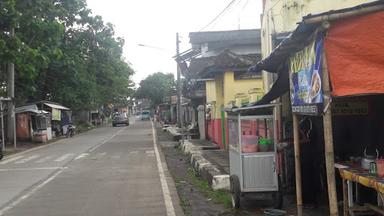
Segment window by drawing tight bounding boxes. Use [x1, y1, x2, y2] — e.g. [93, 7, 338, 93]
[32, 116, 47, 130]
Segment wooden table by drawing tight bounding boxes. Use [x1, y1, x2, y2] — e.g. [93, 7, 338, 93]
[335, 162, 384, 215]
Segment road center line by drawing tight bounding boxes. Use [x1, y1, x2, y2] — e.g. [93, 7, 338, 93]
[151, 121, 176, 216]
[87, 127, 125, 153]
[0, 169, 64, 216]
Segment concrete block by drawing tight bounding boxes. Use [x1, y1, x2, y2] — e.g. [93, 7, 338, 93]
[179, 137, 230, 191]
[212, 174, 230, 191]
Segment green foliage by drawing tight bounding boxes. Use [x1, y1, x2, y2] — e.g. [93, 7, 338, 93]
[187, 168, 232, 208]
[0, 0, 134, 110]
[135, 72, 176, 106]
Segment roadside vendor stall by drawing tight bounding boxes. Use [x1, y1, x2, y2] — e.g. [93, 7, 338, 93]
[227, 103, 282, 209]
[246, 2, 384, 215]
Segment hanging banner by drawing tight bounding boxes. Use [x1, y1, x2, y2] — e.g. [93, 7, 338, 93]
[289, 36, 324, 115]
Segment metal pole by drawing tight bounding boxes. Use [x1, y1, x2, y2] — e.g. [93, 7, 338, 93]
[176, 33, 182, 128]
[1, 101, 4, 151]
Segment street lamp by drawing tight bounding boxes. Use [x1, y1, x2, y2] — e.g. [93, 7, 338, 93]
[137, 43, 168, 51]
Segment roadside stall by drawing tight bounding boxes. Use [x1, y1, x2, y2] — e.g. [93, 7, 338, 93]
[15, 104, 51, 143]
[247, 2, 384, 215]
[35, 101, 71, 138]
[227, 104, 282, 209]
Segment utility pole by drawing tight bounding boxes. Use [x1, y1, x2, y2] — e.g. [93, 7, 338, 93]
[0, 97, 11, 151]
[7, 27, 16, 149]
[176, 33, 182, 128]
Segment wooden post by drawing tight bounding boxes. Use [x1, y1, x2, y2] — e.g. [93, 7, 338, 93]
[293, 114, 303, 214]
[322, 49, 339, 216]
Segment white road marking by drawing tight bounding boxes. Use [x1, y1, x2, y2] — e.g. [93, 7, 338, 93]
[145, 150, 155, 157]
[35, 156, 53, 163]
[0, 167, 67, 172]
[111, 154, 121, 159]
[129, 151, 138, 155]
[97, 152, 107, 157]
[0, 156, 24, 165]
[54, 153, 74, 162]
[74, 153, 89, 160]
[0, 169, 64, 216]
[151, 121, 176, 216]
[87, 128, 125, 153]
[0, 127, 127, 215]
[15, 155, 40, 164]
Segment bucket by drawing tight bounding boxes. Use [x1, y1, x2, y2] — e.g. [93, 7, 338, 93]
[376, 159, 384, 178]
[264, 209, 286, 216]
[259, 138, 273, 152]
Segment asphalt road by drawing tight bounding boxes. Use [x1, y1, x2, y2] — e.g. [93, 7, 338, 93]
[0, 117, 183, 216]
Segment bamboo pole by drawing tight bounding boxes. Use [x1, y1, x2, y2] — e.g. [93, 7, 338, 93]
[293, 114, 303, 214]
[343, 179, 349, 216]
[322, 48, 339, 216]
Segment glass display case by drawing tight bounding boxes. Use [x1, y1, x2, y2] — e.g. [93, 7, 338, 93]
[227, 104, 281, 209]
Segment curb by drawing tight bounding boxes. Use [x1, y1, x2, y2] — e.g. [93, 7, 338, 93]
[180, 139, 230, 191]
[165, 127, 182, 141]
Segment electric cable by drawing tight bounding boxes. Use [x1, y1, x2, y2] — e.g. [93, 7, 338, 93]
[199, 0, 239, 31]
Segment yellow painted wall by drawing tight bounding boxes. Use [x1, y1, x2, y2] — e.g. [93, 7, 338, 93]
[261, 0, 376, 90]
[206, 80, 216, 102]
[214, 74, 224, 119]
[206, 71, 264, 119]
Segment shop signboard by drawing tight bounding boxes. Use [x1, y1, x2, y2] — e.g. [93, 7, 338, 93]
[289, 36, 324, 115]
[51, 108, 61, 121]
[332, 101, 369, 116]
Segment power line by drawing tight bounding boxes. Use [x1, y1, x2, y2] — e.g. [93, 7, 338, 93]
[241, 0, 251, 12]
[210, 0, 244, 31]
[199, 0, 239, 31]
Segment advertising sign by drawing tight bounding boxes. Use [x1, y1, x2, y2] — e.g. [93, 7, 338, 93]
[289, 36, 324, 115]
[332, 101, 369, 116]
[51, 108, 61, 121]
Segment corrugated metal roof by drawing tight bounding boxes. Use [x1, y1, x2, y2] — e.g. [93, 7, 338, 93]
[188, 50, 261, 78]
[248, 23, 319, 73]
[44, 102, 70, 110]
[189, 29, 261, 45]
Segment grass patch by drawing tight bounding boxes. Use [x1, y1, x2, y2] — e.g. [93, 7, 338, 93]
[75, 122, 95, 133]
[187, 167, 232, 208]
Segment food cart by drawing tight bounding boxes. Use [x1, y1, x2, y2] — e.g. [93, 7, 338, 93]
[227, 104, 282, 208]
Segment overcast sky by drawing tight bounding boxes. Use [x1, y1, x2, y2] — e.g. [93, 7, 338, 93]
[86, 0, 263, 86]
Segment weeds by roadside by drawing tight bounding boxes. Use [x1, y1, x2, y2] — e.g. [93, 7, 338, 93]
[187, 167, 232, 208]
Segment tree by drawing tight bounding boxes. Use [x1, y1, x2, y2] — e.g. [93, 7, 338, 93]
[0, 0, 135, 111]
[135, 72, 176, 106]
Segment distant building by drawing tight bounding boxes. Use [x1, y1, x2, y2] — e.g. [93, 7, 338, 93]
[178, 29, 262, 148]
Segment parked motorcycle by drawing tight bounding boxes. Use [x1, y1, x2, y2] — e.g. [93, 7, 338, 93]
[66, 124, 76, 138]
